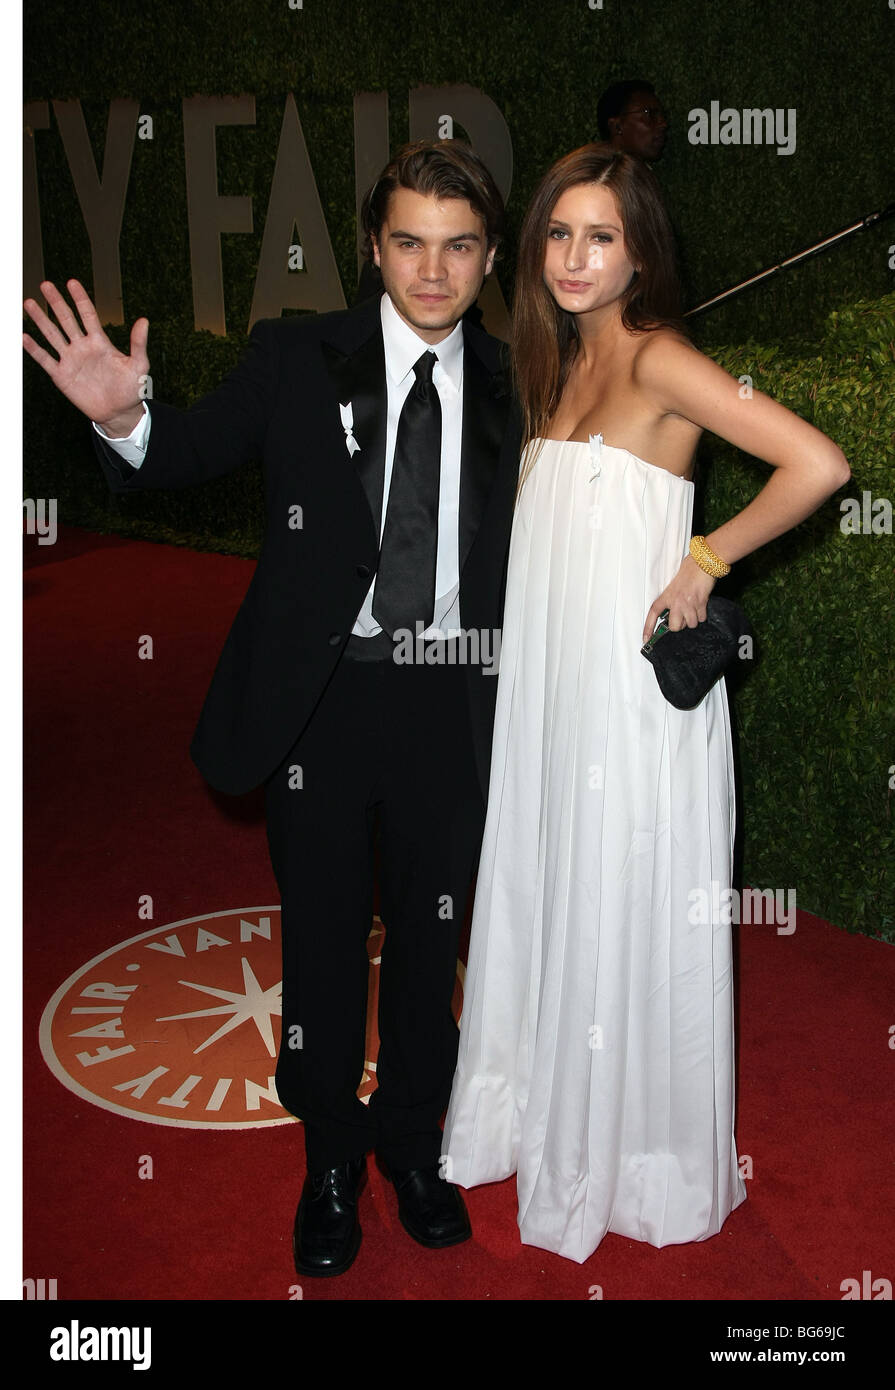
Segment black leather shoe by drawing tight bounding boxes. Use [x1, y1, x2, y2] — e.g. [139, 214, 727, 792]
[383, 1163, 472, 1248]
[293, 1155, 367, 1277]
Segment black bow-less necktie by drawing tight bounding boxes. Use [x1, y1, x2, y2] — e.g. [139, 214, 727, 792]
[372, 350, 442, 637]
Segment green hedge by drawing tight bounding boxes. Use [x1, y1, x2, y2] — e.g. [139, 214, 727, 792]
[697, 294, 895, 942]
[24, 0, 894, 344]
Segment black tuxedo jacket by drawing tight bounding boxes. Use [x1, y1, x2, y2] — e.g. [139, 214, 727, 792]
[95, 293, 521, 796]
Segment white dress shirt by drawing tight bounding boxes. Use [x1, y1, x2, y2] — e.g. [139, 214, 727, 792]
[94, 293, 466, 639]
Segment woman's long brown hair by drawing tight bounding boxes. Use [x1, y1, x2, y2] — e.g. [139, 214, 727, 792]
[512, 144, 686, 488]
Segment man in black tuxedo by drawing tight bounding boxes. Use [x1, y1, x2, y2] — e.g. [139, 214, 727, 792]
[23, 141, 520, 1278]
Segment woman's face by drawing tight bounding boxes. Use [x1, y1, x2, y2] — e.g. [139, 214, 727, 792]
[542, 182, 637, 319]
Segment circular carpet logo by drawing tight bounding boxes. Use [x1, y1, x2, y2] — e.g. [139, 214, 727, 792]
[40, 907, 465, 1129]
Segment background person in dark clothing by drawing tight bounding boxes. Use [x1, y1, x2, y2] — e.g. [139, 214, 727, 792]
[596, 79, 669, 162]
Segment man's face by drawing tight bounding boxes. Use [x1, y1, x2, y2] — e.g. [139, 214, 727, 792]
[371, 188, 496, 344]
[611, 90, 668, 161]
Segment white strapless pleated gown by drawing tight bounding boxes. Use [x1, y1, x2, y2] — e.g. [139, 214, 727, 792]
[443, 435, 746, 1263]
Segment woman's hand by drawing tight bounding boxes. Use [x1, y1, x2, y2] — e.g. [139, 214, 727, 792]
[642, 554, 717, 645]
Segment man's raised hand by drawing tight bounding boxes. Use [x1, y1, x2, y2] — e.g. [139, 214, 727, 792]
[23, 279, 149, 437]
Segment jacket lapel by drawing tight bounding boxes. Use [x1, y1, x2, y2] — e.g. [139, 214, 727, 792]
[320, 300, 388, 537]
[458, 330, 511, 575]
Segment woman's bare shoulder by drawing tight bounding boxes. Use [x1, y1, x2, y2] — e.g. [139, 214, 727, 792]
[630, 326, 700, 367]
[630, 327, 724, 400]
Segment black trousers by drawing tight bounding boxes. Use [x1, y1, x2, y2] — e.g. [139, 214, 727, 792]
[265, 639, 486, 1174]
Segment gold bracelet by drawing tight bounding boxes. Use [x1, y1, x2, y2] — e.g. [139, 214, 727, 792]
[689, 535, 731, 578]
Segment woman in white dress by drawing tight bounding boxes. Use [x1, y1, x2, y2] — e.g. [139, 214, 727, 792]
[443, 145, 849, 1263]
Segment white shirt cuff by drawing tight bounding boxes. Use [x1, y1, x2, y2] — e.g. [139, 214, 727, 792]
[92, 401, 151, 467]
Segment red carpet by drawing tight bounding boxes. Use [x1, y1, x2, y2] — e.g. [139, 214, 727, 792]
[24, 525, 894, 1305]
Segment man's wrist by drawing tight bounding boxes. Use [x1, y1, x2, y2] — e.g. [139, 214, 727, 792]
[95, 403, 146, 439]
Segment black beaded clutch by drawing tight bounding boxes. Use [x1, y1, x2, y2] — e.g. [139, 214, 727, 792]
[640, 596, 752, 709]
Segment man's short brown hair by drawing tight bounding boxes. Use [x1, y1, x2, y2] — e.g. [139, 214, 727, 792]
[360, 139, 506, 263]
